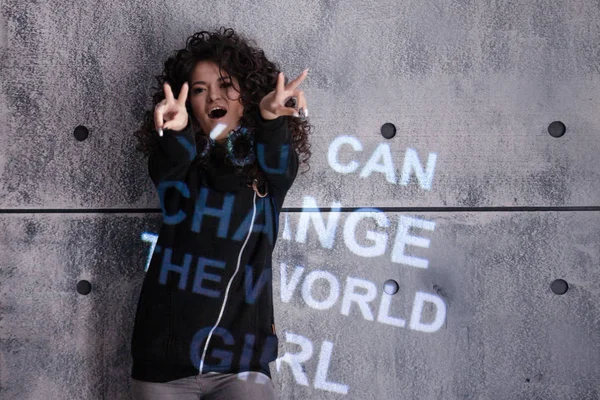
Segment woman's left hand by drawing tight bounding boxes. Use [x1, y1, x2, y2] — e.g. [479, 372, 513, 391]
[259, 69, 309, 120]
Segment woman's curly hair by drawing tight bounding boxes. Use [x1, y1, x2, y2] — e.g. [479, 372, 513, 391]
[133, 27, 312, 188]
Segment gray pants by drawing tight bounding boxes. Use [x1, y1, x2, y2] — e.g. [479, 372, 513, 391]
[131, 371, 277, 400]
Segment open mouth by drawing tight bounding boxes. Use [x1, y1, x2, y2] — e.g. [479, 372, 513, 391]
[208, 108, 227, 119]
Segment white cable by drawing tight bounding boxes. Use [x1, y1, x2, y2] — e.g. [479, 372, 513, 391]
[199, 189, 258, 374]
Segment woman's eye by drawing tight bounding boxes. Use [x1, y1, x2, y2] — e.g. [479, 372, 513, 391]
[192, 84, 229, 94]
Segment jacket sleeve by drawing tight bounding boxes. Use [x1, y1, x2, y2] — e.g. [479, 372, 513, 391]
[148, 114, 197, 188]
[253, 110, 299, 194]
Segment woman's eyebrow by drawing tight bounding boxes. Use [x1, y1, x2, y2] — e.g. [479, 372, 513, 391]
[192, 77, 231, 86]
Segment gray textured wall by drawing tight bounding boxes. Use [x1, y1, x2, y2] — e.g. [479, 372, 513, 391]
[1, 0, 599, 399]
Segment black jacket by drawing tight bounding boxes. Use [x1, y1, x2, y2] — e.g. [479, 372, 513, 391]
[130, 110, 298, 383]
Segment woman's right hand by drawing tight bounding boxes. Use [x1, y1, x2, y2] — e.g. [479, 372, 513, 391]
[154, 81, 189, 134]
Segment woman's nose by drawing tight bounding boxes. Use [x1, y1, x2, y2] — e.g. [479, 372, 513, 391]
[208, 89, 222, 102]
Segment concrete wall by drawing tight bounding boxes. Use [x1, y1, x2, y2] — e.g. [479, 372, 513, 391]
[1, 0, 599, 399]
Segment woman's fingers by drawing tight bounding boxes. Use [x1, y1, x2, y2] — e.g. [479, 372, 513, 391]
[277, 70, 308, 113]
[281, 106, 300, 117]
[154, 100, 167, 131]
[276, 72, 286, 95]
[164, 81, 188, 105]
[154, 82, 189, 135]
[297, 90, 308, 118]
[155, 82, 173, 133]
[163, 82, 174, 103]
[178, 82, 189, 106]
[290, 90, 305, 107]
[285, 69, 308, 92]
[260, 70, 310, 119]
[284, 89, 308, 117]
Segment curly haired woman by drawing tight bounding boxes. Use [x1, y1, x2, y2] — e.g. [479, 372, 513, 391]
[130, 27, 312, 399]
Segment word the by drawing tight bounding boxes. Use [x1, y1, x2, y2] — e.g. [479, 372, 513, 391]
[153, 246, 271, 302]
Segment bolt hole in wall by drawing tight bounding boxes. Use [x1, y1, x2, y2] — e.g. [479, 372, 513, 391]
[70, 118, 569, 395]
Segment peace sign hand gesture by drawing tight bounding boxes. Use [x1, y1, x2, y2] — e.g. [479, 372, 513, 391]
[154, 82, 190, 136]
[259, 69, 309, 121]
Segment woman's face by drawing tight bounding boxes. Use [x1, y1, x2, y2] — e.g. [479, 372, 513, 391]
[188, 60, 245, 143]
